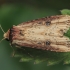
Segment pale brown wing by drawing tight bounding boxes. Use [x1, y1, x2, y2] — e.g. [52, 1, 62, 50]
[11, 15, 70, 52]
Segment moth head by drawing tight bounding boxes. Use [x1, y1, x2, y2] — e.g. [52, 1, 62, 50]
[0, 24, 10, 42]
[4, 30, 10, 41]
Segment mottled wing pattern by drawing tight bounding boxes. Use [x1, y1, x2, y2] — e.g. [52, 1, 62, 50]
[11, 15, 70, 52]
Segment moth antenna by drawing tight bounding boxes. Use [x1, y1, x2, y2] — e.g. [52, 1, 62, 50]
[0, 24, 5, 33]
[0, 24, 6, 43]
[0, 38, 5, 43]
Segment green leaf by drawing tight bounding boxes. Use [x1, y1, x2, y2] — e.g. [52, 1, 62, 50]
[60, 9, 70, 15]
[64, 28, 70, 38]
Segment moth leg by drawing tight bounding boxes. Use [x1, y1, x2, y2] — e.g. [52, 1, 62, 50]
[21, 47, 33, 57]
[9, 43, 15, 57]
[15, 46, 33, 57]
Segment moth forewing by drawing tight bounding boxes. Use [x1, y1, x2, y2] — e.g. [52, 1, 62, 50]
[3, 15, 70, 52]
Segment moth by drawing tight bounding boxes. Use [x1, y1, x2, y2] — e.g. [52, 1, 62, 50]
[1, 15, 70, 52]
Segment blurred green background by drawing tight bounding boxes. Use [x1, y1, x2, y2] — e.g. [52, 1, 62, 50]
[0, 0, 70, 70]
